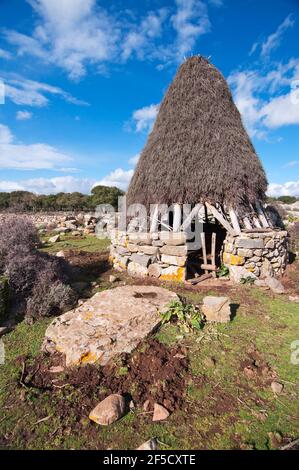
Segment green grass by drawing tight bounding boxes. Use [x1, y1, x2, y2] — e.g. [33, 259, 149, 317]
[1, 234, 299, 450]
[40, 233, 110, 254]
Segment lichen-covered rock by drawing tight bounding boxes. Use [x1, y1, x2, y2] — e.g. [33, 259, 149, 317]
[128, 262, 148, 277]
[43, 285, 178, 366]
[161, 254, 187, 267]
[229, 266, 257, 284]
[202, 296, 232, 323]
[160, 265, 186, 282]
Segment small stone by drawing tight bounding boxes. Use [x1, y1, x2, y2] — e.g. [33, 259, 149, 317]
[89, 394, 126, 425]
[160, 245, 187, 256]
[137, 438, 158, 451]
[202, 296, 232, 323]
[265, 277, 285, 294]
[271, 381, 284, 394]
[49, 234, 60, 243]
[289, 295, 299, 303]
[56, 250, 65, 258]
[152, 403, 169, 421]
[127, 261, 148, 277]
[237, 248, 253, 258]
[160, 254, 187, 267]
[229, 266, 256, 284]
[235, 238, 264, 249]
[109, 275, 117, 283]
[130, 253, 152, 268]
[49, 366, 64, 373]
[204, 357, 216, 368]
[138, 245, 159, 256]
[148, 264, 161, 278]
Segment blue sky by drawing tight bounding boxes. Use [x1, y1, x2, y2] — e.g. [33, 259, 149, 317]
[0, 0, 298, 196]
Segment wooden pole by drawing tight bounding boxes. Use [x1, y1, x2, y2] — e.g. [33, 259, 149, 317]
[211, 232, 217, 278]
[255, 201, 270, 228]
[173, 204, 182, 232]
[229, 208, 241, 234]
[205, 203, 236, 236]
[200, 232, 208, 274]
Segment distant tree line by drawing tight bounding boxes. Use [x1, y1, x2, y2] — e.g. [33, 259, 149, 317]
[0, 185, 125, 212]
[266, 196, 298, 205]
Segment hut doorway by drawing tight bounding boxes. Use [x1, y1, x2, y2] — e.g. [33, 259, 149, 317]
[186, 221, 227, 281]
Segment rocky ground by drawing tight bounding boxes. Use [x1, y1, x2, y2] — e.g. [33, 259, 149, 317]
[0, 232, 299, 450]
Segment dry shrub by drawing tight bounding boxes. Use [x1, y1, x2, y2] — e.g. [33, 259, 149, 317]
[0, 216, 77, 322]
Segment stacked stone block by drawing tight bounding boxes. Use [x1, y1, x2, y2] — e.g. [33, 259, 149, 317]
[109, 231, 187, 282]
[223, 230, 288, 278]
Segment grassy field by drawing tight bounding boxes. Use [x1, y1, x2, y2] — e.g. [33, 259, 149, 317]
[0, 234, 299, 450]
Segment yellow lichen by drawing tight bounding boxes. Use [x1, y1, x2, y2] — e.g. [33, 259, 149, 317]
[160, 267, 185, 282]
[83, 311, 93, 321]
[80, 351, 98, 364]
[223, 253, 245, 266]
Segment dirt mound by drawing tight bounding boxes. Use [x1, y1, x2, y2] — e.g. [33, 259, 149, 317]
[20, 339, 189, 418]
[103, 339, 189, 411]
[241, 347, 276, 386]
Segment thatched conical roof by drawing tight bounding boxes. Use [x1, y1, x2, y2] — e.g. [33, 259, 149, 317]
[127, 56, 268, 213]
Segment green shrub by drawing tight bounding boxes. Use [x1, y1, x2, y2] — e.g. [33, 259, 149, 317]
[160, 300, 205, 333]
[0, 276, 9, 323]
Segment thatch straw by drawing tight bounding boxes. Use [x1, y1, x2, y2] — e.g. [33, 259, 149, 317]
[127, 56, 268, 213]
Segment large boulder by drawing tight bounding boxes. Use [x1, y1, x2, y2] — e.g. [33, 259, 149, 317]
[43, 285, 178, 366]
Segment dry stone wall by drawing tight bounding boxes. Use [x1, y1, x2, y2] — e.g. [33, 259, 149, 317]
[223, 229, 288, 278]
[110, 231, 187, 282]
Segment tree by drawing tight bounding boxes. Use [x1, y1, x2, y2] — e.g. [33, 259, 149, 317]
[277, 196, 297, 205]
[90, 185, 124, 209]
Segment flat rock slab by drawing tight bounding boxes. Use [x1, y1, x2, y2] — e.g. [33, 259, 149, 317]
[43, 285, 178, 367]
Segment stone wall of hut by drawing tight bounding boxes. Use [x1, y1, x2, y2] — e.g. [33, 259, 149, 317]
[223, 229, 288, 279]
[110, 228, 289, 282]
[110, 231, 187, 282]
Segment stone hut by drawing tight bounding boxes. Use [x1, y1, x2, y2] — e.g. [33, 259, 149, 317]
[110, 56, 288, 283]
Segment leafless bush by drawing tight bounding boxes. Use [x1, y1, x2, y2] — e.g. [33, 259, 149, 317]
[0, 216, 76, 321]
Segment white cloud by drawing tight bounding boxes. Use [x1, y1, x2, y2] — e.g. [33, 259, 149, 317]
[0, 48, 11, 60]
[228, 58, 299, 138]
[1, 74, 88, 107]
[94, 168, 134, 191]
[267, 181, 299, 197]
[261, 93, 299, 128]
[170, 0, 211, 61]
[121, 9, 167, 61]
[0, 122, 73, 170]
[0, 176, 95, 194]
[5, 0, 119, 80]
[132, 104, 159, 132]
[4, 0, 212, 78]
[0, 124, 14, 144]
[16, 110, 33, 121]
[261, 14, 294, 58]
[129, 153, 140, 165]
